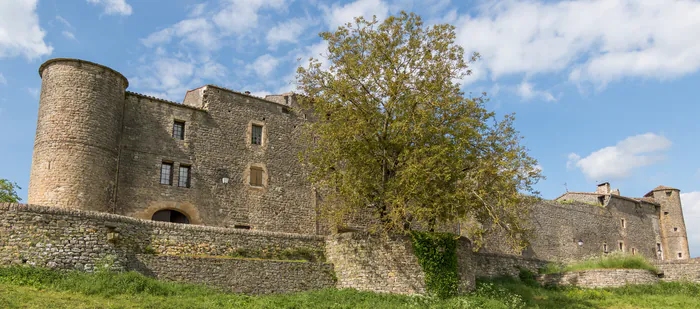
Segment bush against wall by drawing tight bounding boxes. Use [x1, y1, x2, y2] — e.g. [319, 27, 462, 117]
[410, 231, 459, 298]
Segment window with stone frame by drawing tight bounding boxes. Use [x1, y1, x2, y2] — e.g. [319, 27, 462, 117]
[173, 120, 185, 140]
[250, 166, 263, 187]
[178, 165, 191, 188]
[160, 162, 173, 185]
[251, 124, 263, 145]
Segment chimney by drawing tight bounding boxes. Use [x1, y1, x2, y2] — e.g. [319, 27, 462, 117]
[596, 182, 611, 194]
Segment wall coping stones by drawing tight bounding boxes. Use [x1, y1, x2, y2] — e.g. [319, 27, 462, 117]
[126, 91, 208, 112]
[0, 203, 325, 241]
[536, 269, 659, 288]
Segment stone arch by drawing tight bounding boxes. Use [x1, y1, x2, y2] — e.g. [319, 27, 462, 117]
[152, 209, 190, 224]
[132, 201, 203, 225]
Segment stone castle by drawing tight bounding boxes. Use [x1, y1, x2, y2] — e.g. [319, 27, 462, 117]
[6, 58, 696, 294]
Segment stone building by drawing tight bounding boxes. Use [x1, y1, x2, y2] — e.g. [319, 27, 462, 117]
[28, 58, 316, 234]
[26, 58, 691, 261]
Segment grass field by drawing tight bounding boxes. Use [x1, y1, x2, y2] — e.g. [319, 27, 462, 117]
[539, 253, 659, 274]
[0, 267, 699, 308]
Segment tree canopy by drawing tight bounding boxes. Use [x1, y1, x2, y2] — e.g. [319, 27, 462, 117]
[295, 12, 543, 250]
[0, 179, 22, 203]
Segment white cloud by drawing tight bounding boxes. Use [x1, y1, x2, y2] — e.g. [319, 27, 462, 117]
[87, 0, 133, 16]
[516, 80, 556, 102]
[322, 0, 389, 30]
[27, 87, 39, 98]
[454, 0, 700, 88]
[248, 54, 280, 77]
[681, 192, 700, 257]
[142, 18, 217, 49]
[213, 0, 287, 35]
[267, 18, 310, 46]
[0, 72, 6, 85]
[567, 133, 672, 180]
[62, 31, 77, 41]
[0, 0, 52, 59]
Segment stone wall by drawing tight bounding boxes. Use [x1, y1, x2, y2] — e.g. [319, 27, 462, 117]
[131, 255, 335, 294]
[0, 203, 324, 274]
[472, 252, 548, 278]
[325, 232, 475, 295]
[655, 258, 700, 282]
[479, 199, 661, 263]
[536, 269, 659, 288]
[117, 86, 316, 234]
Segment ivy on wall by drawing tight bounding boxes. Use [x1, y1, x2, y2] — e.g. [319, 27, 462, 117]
[410, 231, 459, 298]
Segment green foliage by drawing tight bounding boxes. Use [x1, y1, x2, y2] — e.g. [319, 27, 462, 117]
[0, 179, 22, 203]
[1, 266, 700, 308]
[143, 246, 156, 254]
[540, 253, 658, 274]
[409, 231, 459, 298]
[295, 12, 543, 247]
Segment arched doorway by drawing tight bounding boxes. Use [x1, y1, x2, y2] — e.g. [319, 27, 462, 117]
[151, 209, 190, 224]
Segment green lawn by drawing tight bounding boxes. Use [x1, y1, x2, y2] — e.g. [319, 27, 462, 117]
[0, 267, 699, 308]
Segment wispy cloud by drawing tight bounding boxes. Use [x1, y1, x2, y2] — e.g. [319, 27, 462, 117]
[87, 0, 133, 16]
[567, 133, 672, 180]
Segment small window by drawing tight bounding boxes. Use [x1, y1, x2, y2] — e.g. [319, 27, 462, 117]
[234, 224, 251, 230]
[666, 191, 672, 197]
[664, 212, 669, 216]
[678, 252, 683, 258]
[632, 248, 636, 255]
[173, 121, 185, 140]
[619, 242, 624, 251]
[598, 196, 605, 205]
[603, 243, 608, 253]
[160, 162, 173, 185]
[674, 227, 678, 232]
[251, 124, 263, 145]
[178, 165, 191, 188]
[250, 166, 263, 187]
[621, 219, 626, 228]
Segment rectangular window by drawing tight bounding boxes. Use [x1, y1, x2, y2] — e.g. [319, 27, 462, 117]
[674, 227, 678, 232]
[251, 124, 263, 145]
[603, 244, 608, 253]
[250, 167, 263, 187]
[621, 219, 626, 228]
[619, 242, 624, 251]
[160, 162, 173, 185]
[664, 212, 669, 216]
[234, 224, 251, 230]
[632, 248, 636, 255]
[173, 121, 185, 140]
[178, 165, 191, 188]
[666, 191, 673, 197]
[678, 252, 683, 258]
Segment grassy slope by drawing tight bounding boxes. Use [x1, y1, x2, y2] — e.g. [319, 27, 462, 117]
[0, 267, 699, 309]
[540, 254, 659, 274]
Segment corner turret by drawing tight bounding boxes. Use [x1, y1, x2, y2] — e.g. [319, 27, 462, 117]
[28, 58, 128, 212]
[645, 186, 690, 260]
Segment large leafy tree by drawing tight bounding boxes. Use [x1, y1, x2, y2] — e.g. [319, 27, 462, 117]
[296, 12, 543, 250]
[0, 179, 22, 203]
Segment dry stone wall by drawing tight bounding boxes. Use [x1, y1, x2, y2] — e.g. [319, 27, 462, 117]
[655, 258, 700, 282]
[325, 232, 475, 295]
[0, 203, 331, 294]
[131, 255, 335, 294]
[536, 269, 659, 288]
[472, 252, 548, 278]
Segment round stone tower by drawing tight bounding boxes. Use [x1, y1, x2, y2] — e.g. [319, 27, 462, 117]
[646, 186, 690, 260]
[28, 59, 128, 212]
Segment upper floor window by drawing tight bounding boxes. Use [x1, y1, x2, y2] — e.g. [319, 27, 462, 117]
[178, 165, 191, 188]
[250, 166, 263, 187]
[251, 124, 263, 145]
[173, 120, 185, 140]
[160, 162, 173, 185]
[621, 218, 626, 228]
[666, 191, 673, 197]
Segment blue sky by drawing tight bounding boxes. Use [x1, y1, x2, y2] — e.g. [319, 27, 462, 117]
[1, 0, 699, 256]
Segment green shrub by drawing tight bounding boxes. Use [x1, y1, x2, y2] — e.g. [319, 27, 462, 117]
[540, 253, 657, 274]
[410, 231, 459, 298]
